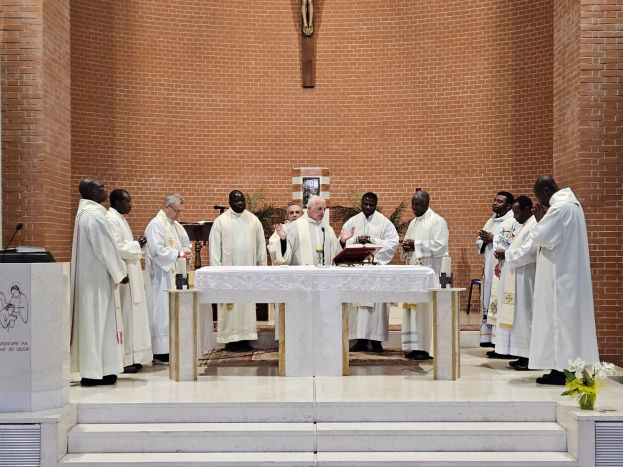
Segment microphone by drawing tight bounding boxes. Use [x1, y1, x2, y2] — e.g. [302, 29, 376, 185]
[321, 227, 326, 266]
[214, 205, 227, 214]
[2, 223, 24, 263]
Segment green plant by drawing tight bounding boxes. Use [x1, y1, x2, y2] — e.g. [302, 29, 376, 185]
[244, 187, 286, 239]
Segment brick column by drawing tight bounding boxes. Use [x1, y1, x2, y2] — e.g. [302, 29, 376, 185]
[553, 0, 623, 365]
[1, 0, 71, 260]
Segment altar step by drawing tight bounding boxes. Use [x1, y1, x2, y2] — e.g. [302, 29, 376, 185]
[66, 421, 566, 454]
[61, 451, 576, 466]
[59, 401, 576, 466]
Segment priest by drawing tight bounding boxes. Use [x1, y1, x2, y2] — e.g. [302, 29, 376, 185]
[340, 193, 399, 353]
[107, 189, 153, 373]
[272, 195, 353, 266]
[529, 176, 599, 385]
[493, 195, 537, 369]
[71, 178, 128, 387]
[267, 202, 303, 264]
[475, 191, 515, 349]
[209, 190, 267, 351]
[401, 190, 449, 360]
[144, 193, 192, 365]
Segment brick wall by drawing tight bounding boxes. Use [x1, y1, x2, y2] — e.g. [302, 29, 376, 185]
[1, 0, 71, 258]
[69, 0, 553, 300]
[553, 0, 623, 365]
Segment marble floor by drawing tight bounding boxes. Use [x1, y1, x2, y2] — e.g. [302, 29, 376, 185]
[68, 348, 623, 412]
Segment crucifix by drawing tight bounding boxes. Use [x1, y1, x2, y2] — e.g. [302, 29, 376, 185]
[301, 0, 315, 88]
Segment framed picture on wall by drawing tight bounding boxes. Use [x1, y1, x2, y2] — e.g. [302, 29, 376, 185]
[302, 176, 320, 207]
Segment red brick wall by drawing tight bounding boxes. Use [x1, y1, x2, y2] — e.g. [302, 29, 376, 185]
[1, 0, 71, 258]
[69, 0, 554, 290]
[554, 0, 623, 365]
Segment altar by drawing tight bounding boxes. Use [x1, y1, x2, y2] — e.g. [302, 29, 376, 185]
[194, 265, 461, 378]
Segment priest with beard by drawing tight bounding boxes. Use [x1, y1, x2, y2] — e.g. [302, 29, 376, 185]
[209, 190, 267, 352]
[340, 192, 399, 353]
[475, 191, 515, 350]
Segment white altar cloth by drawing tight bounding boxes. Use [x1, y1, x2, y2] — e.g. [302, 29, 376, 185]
[195, 265, 435, 377]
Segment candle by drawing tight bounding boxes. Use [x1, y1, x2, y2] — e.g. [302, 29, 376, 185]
[440, 255, 452, 275]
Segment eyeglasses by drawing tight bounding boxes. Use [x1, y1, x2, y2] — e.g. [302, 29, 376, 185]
[168, 205, 183, 214]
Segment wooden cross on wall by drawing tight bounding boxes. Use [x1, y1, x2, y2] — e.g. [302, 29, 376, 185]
[301, 0, 316, 88]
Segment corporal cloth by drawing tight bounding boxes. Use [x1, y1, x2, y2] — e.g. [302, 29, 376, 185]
[70, 199, 127, 380]
[529, 188, 599, 371]
[209, 208, 267, 343]
[144, 209, 191, 354]
[400, 208, 449, 354]
[107, 207, 153, 366]
[475, 210, 514, 344]
[340, 211, 399, 341]
[494, 216, 537, 357]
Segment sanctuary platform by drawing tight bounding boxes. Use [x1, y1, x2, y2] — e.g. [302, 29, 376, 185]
[48, 348, 623, 466]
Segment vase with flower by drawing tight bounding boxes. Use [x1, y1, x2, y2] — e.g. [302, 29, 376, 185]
[561, 358, 616, 410]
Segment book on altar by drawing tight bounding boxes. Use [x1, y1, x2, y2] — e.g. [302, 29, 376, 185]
[332, 244, 381, 265]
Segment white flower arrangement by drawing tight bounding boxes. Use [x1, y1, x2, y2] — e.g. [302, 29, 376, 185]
[562, 358, 616, 410]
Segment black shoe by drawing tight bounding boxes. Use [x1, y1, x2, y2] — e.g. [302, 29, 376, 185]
[487, 351, 515, 359]
[509, 357, 529, 369]
[480, 342, 495, 348]
[123, 365, 138, 374]
[80, 378, 102, 387]
[536, 370, 566, 385]
[351, 339, 369, 352]
[153, 353, 170, 364]
[133, 363, 143, 371]
[406, 350, 432, 361]
[370, 341, 384, 353]
[225, 341, 253, 352]
[101, 374, 117, 385]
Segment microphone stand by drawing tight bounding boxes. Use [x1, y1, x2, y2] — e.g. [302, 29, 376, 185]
[1, 223, 23, 263]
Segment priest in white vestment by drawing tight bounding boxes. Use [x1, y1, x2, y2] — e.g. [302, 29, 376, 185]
[340, 192, 399, 353]
[401, 190, 449, 360]
[209, 190, 267, 351]
[475, 191, 515, 348]
[493, 196, 537, 369]
[267, 202, 303, 340]
[144, 193, 192, 364]
[267, 202, 303, 264]
[70, 179, 128, 386]
[529, 177, 599, 385]
[272, 195, 352, 267]
[107, 189, 153, 373]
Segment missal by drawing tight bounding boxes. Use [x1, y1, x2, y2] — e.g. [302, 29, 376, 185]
[332, 244, 381, 265]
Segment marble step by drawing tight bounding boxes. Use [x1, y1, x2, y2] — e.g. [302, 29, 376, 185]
[68, 422, 315, 453]
[315, 401, 557, 422]
[59, 451, 577, 467]
[60, 452, 316, 466]
[316, 451, 578, 466]
[76, 402, 315, 424]
[316, 421, 567, 452]
[75, 400, 556, 424]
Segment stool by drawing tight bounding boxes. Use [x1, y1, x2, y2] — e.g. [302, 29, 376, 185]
[465, 279, 481, 314]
